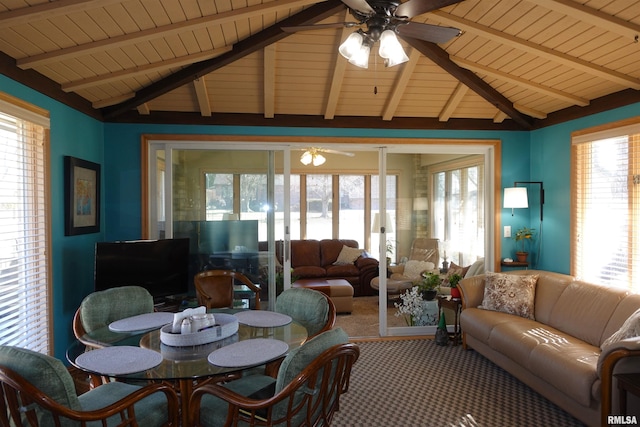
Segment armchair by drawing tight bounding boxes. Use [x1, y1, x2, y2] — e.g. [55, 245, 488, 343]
[195, 270, 261, 310]
[189, 327, 359, 427]
[0, 345, 179, 427]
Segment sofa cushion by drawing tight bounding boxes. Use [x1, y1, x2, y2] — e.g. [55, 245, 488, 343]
[487, 317, 551, 369]
[320, 239, 358, 266]
[529, 340, 600, 407]
[293, 266, 326, 278]
[325, 263, 359, 277]
[548, 281, 627, 347]
[479, 272, 538, 320]
[333, 245, 364, 265]
[291, 240, 321, 268]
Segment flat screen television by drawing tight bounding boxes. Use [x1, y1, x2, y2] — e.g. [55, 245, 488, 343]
[94, 238, 190, 302]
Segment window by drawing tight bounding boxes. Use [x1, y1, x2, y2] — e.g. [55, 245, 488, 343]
[572, 120, 640, 292]
[0, 94, 51, 353]
[431, 156, 484, 266]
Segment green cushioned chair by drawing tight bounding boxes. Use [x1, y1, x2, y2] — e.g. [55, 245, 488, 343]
[74, 285, 155, 339]
[0, 345, 179, 427]
[275, 287, 334, 338]
[190, 327, 359, 427]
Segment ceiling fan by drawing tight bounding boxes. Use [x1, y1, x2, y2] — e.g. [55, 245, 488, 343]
[283, 0, 463, 67]
[297, 147, 355, 166]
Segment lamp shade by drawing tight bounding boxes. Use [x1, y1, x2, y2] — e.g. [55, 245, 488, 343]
[339, 32, 364, 60]
[349, 43, 370, 68]
[300, 150, 313, 165]
[504, 187, 528, 209]
[378, 30, 409, 67]
[372, 213, 394, 233]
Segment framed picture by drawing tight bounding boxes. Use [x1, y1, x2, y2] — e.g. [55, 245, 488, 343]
[64, 156, 100, 236]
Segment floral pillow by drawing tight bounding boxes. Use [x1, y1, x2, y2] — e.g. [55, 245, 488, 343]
[403, 260, 435, 279]
[333, 245, 364, 265]
[479, 272, 539, 320]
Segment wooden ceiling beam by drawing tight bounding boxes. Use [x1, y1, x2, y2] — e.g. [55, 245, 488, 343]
[452, 56, 590, 107]
[264, 45, 277, 119]
[17, 0, 325, 69]
[194, 78, 212, 117]
[62, 48, 231, 92]
[382, 49, 421, 121]
[432, 11, 640, 89]
[102, 0, 346, 120]
[324, 10, 353, 120]
[402, 37, 534, 129]
[439, 82, 469, 122]
[531, 0, 640, 42]
[0, 0, 122, 29]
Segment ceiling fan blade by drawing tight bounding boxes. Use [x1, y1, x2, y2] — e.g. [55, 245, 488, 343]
[397, 22, 461, 44]
[282, 22, 360, 33]
[395, 0, 463, 19]
[341, 0, 374, 14]
[321, 149, 355, 157]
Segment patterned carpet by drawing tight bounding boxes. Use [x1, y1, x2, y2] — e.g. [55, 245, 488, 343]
[331, 339, 586, 427]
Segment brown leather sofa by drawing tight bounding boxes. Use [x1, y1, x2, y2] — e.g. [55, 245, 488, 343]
[459, 270, 640, 427]
[259, 239, 379, 297]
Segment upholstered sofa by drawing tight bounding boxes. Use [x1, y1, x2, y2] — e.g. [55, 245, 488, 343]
[259, 239, 379, 297]
[459, 270, 640, 427]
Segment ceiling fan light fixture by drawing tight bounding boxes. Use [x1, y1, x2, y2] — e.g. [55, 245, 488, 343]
[300, 150, 313, 165]
[312, 153, 326, 166]
[339, 32, 364, 60]
[349, 41, 371, 68]
[378, 30, 409, 67]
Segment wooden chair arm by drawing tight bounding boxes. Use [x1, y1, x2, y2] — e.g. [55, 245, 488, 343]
[599, 345, 640, 427]
[0, 368, 180, 426]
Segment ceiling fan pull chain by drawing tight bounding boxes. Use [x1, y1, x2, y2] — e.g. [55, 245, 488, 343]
[374, 54, 378, 95]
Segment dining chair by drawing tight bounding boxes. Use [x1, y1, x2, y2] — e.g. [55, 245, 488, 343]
[0, 345, 180, 427]
[194, 270, 261, 310]
[275, 287, 336, 338]
[73, 285, 156, 343]
[189, 327, 359, 427]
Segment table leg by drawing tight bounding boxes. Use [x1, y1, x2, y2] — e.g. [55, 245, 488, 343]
[179, 379, 193, 426]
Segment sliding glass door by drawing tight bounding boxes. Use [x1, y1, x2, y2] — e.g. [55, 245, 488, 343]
[143, 137, 496, 335]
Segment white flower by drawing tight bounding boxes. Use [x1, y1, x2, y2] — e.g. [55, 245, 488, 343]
[394, 286, 424, 326]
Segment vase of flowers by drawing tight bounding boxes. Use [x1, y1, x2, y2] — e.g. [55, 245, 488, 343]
[394, 286, 424, 326]
[418, 271, 441, 301]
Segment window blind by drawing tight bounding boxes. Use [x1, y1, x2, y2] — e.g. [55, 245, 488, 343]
[573, 129, 640, 293]
[0, 106, 51, 353]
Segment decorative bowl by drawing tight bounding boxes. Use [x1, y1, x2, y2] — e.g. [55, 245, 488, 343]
[160, 313, 239, 347]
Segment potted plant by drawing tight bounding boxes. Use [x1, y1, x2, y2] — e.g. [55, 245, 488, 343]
[514, 226, 535, 262]
[417, 271, 441, 301]
[448, 273, 462, 299]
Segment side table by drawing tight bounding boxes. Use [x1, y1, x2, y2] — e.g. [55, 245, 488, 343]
[615, 373, 640, 415]
[438, 296, 462, 345]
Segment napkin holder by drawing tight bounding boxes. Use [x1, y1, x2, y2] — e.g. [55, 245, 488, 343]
[161, 313, 239, 347]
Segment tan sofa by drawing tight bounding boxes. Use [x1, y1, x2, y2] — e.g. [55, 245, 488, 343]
[459, 270, 640, 427]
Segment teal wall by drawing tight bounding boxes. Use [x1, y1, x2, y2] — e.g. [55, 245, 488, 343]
[2, 73, 639, 359]
[1, 75, 105, 360]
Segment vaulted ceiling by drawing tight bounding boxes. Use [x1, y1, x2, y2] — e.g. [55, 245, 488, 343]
[0, 0, 639, 130]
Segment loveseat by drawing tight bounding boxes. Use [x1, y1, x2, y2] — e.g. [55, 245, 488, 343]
[259, 239, 379, 297]
[458, 270, 640, 426]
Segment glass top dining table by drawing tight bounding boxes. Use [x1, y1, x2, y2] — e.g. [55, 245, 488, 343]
[66, 308, 308, 426]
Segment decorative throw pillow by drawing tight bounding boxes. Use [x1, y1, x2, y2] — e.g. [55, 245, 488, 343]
[601, 308, 640, 349]
[449, 262, 470, 278]
[479, 272, 539, 320]
[403, 260, 435, 279]
[333, 245, 364, 265]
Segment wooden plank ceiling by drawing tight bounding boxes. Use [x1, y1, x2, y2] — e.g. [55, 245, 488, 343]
[0, 0, 639, 130]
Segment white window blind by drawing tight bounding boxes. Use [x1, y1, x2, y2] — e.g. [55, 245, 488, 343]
[0, 99, 51, 353]
[573, 127, 640, 293]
